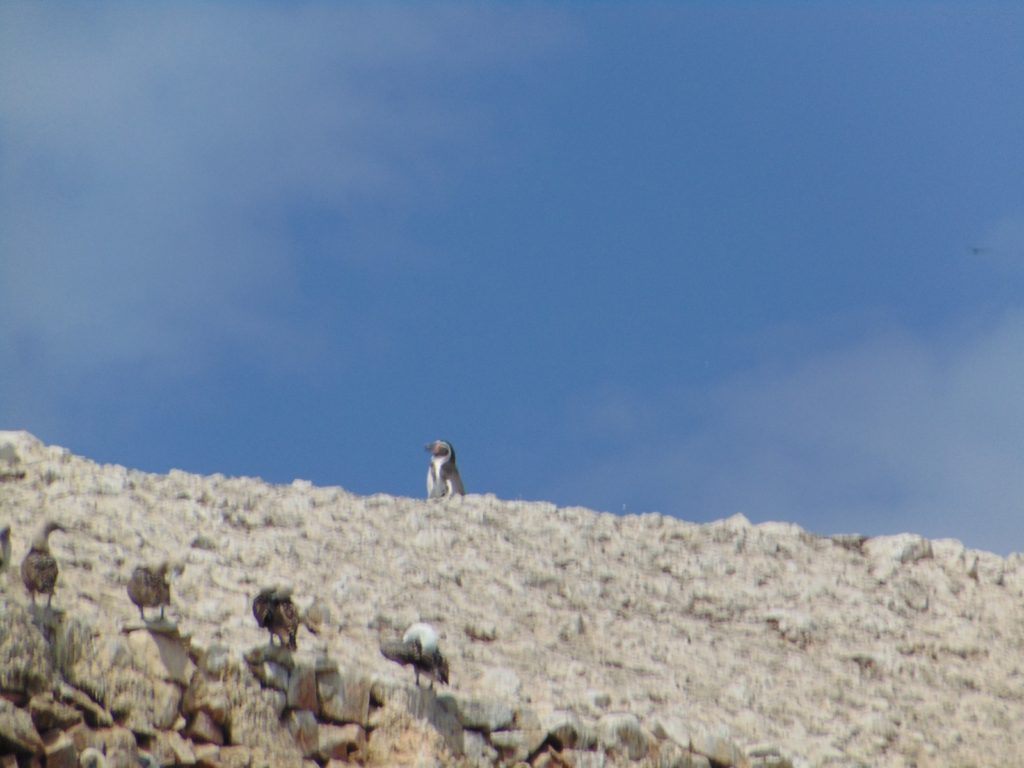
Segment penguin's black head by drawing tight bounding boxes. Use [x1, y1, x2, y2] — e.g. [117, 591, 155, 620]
[425, 440, 455, 461]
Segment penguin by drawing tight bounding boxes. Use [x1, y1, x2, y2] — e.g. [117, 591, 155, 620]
[127, 561, 181, 621]
[21, 520, 66, 607]
[380, 621, 450, 688]
[425, 440, 465, 499]
[252, 588, 299, 649]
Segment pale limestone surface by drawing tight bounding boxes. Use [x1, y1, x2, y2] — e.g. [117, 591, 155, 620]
[2, 430, 1023, 767]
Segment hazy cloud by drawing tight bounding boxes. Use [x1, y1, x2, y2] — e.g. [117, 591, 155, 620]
[976, 212, 1024, 268]
[567, 313, 1024, 554]
[0, 4, 568, 393]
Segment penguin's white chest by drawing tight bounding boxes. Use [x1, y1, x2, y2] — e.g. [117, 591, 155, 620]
[427, 457, 445, 496]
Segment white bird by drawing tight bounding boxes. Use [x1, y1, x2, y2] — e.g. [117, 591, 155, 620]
[425, 440, 465, 499]
[79, 747, 109, 768]
[380, 621, 450, 688]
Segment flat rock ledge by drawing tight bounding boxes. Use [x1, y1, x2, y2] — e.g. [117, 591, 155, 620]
[0, 598, 779, 768]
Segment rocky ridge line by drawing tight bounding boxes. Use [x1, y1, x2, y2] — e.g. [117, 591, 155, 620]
[1, 431, 1023, 767]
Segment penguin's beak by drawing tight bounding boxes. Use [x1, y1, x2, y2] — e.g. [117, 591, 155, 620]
[424, 442, 437, 453]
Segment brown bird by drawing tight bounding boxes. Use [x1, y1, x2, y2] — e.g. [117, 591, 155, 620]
[127, 561, 181, 621]
[252, 588, 299, 649]
[0, 524, 11, 577]
[380, 622, 450, 688]
[21, 520, 66, 607]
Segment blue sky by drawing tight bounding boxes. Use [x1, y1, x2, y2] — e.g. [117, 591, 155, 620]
[3, 4, 1024, 554]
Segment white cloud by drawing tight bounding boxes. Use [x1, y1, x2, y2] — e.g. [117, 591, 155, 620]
[566, 313, 1024, 554]
[0, 4, 568, 397]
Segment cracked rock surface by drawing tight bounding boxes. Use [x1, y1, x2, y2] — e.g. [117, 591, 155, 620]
[2, 430, 1023, 767]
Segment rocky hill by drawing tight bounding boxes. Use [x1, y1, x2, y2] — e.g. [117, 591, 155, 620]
[1, 431, 1022, 767]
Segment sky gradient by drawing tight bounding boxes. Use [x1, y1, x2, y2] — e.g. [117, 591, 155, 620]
[2, 3, 1023, 554]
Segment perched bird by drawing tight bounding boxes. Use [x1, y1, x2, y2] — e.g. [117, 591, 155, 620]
[0, 524, 11, 577]
[252, 588, 299, 650]
[425, 440, 465, 499]
[21, 520, 66, 607]
[380, 621, 450, 688]
[127, 561, 181, 621]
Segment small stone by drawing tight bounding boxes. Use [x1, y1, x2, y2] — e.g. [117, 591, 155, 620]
[152, 679, 184, 730]
[28, 692, 83, 731]
[58, 684, 114, 727]
[657, 741, 711, 768]
[442, 693, 514, 732]
[463, 621, 497, 642]
[479, 667, 522, 700]
[186, 709, 226, 745]
[126, 629, 195, 685]
[830, 533, 868, 553]
[302, 600, 331, 635]
[199, 645, 233, 676]
[747, 743, 795, 768]
[253, 661, 290, 692]
[218, 746, 253, 768]
[597, 712, 651, 760]
[287, 664, 319, 713]
[191, 535, 217, 551]
[463, 729, 498, 766]
[183, 674, 231, 725]
[899, 578, 931, 613]
[690, 725, 744, 768]
[541, 710, 597, 751]
[318, 723, 366, 761]
[286, 710, 319, 758]
[192, 743, 221, 767]
[149, 730, 197, 766]
[0, 698, 44, 754]
[317, 671, 371, 726]
[43, 730, 77, 768]
[68, 724, 138, 767]
[899, 537, 934, 564]
[489, 730, 535, 762]
[764, 609, 818, 648]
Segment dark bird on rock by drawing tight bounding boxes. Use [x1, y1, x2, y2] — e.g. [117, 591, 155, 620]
[252, 588, 299, 649]
[127, 561, 182, 621]
[426, 440, 465, 499]
[21, 520, 66, 607]
[380, 622, 450, 688]
[0, 524, 10, 577]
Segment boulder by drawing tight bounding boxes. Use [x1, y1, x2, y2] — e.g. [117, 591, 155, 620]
[286, 664, 319, 713]
[125, 628, 195, 685]
[317, 723, 366, 762]
[42, 730, 78, 768]
[183, 672, 231, 725]
[0, 599, 54, 696]
[597, 712, 652, 761]
[28, 692, 83, 731]
[690, 724, 747, 768]
[285, 710, 319, 758]
[441, 693, 515, 732]
[186, 709, 226, 746]
[0, 698, 44, 755]
[317, 670, 371, 726]
[148, 730, 197, 766]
